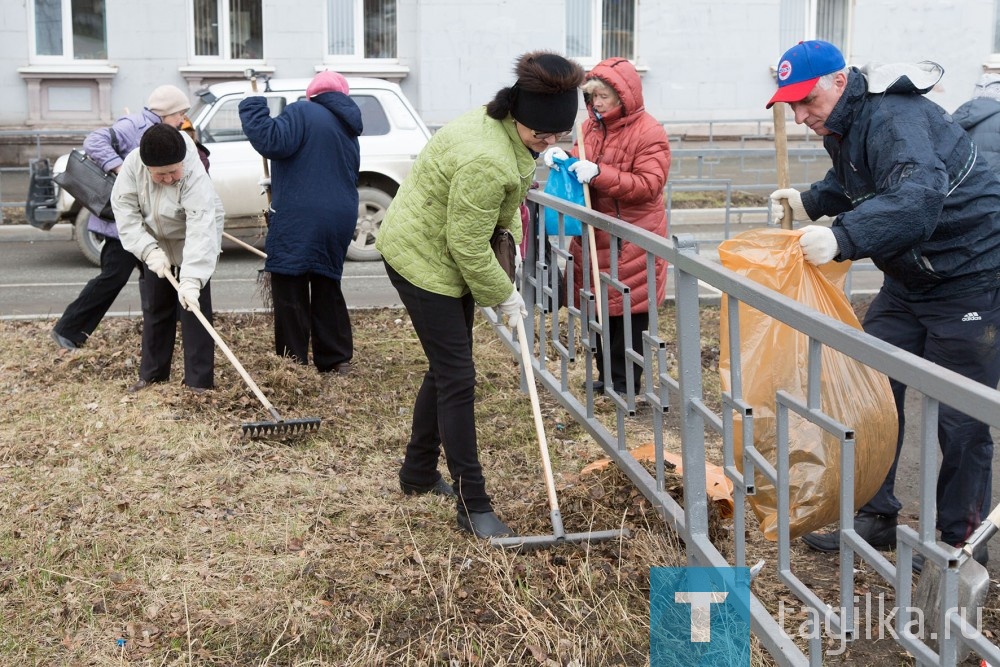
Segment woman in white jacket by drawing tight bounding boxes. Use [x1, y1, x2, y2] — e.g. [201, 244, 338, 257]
[112, 124, 224, 393]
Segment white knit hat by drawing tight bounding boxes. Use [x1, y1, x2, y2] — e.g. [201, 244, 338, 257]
[146, 85, 191, 117]
[973, 73, 1000, 101]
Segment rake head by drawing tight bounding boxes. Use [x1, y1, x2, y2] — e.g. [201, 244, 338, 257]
[490, 528, 629, 551]
[241, 417, 322, 438]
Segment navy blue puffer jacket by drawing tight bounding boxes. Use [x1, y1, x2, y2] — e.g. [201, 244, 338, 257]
[800, 68, 1000, 301]
[239, 92, 362, 279]
[953, 97, 1000, 174]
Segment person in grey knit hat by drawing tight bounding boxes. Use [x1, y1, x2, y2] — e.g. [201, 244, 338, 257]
[51, 84, 191, 351]
[146, 85, 191, 120]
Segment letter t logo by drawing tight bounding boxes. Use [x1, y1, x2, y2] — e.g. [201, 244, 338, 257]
[674, 591, 729, 642]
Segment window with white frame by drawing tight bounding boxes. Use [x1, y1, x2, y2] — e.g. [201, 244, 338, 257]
[327, 0, 397, 59]
[31, 0, 107, 61]
[778, 0, 849, 56]
[192, 0, 263, 60]
[994, 0, 1000, 52]
[566, 0, 636, 62]
[815, 0, 848, 52]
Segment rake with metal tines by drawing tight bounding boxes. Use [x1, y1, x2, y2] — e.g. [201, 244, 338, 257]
[164, 273, 321, 437]
[491, 319, 627, 551]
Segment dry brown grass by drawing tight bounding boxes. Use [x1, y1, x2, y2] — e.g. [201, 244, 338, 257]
[0, 309, 703, 666]
[6, 304, 980, 666]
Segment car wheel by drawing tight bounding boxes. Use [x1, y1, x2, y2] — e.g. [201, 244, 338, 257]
[74, 208, 104, 267]
[348, 186, 393, 262]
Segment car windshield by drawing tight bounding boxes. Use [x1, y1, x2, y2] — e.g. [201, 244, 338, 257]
[291, 94, 390, 136]
[188, 90, 215, 127]
[199, 96, 285, 143]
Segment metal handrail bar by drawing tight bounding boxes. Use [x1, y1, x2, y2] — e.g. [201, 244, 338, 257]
[487, 188, 1000, 667]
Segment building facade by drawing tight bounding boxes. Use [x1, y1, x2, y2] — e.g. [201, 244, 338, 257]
[2, 0, 998, 131]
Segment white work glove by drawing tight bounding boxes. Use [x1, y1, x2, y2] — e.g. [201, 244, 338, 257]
[497, 289, 527, 328]
[769, 188, 808, 224]
[142, 247, 171, 279]
[798, 225, 839, 265]
[177, 277, 202, 311]
[258, 176, 271, 195]
[568, 159, 600, 184]
[542, 146, 569, 169]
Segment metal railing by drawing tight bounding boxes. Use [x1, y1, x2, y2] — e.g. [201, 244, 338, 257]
[659, 116, 824, 145]
[481, 189, 1000, 666]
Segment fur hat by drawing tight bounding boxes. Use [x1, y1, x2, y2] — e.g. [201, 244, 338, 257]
[146, 85, 191, 118]
[307, 71, 350, 98]
[139, 124, 187, 167]
[973, 73, 1000, 101]
[509, 51, 584, 133]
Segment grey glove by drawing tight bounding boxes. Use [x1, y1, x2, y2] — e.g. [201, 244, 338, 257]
[142, 247, 171, 279]
[177, 277, 201, 311]
[497, 289, 527, 328]
[769, 188, 807, 224]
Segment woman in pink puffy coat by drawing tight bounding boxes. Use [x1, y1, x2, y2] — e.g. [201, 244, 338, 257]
[547, 57, 671, 395]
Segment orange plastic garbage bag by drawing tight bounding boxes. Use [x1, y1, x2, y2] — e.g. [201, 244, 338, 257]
[717, 229, 897, 541]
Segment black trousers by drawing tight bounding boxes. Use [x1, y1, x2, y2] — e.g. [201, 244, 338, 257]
[860, 287, 1000, 545]
[270, 272, 353, 372]
[385, 261, 492, 513]
[596, 311, 650, 394]
[137, 266, 215, 389]
[54, 237, 139, 345]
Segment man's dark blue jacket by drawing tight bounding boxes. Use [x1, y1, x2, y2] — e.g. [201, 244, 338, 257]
[800, 67, 1000, 301]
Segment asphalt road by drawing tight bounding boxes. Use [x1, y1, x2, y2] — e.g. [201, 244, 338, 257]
[1, 224, 996, 578]
[0, 224, 400, 318]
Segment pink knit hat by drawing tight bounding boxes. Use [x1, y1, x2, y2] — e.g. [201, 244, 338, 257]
[306, 71, 350, 98]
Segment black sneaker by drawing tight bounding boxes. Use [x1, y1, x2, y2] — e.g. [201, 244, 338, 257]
[801, 511, 898, 552]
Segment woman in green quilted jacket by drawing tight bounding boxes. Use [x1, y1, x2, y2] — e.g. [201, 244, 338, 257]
[377, 51, 583, 539]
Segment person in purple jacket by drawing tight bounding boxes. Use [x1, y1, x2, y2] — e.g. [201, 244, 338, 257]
[50, 85, 190, 350]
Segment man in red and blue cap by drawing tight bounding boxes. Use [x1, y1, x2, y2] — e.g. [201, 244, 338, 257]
[765, 40, 1000, 571]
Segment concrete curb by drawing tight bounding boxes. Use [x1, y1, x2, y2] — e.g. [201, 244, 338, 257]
[0, 213, 761, 245]
[0, 223, 73, 242]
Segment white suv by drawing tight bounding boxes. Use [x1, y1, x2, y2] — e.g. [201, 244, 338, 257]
[26, 76, 430, 265]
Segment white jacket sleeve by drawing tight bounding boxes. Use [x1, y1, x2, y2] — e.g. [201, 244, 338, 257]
[177, 135, 223, 286]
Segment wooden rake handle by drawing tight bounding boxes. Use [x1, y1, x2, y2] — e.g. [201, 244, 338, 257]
[249, 76, 272, 209]
[222, 231, 267, 259]
[576, 122, 602, 324]
[163, 272, 281, 421]
[515, 318, 561, 516]
[772, 103, 793, 230]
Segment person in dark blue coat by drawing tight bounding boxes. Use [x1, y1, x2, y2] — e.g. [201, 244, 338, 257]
[239, 71, 362, 374]
[766, 41, 1000, 569]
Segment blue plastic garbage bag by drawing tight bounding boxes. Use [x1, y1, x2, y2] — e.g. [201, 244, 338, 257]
[543, 155, 585, 236]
